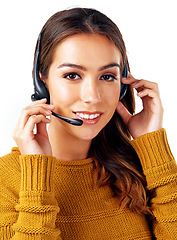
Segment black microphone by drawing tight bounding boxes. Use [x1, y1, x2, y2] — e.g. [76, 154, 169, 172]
[51, 111, 83, 126]
[31, 94, 83, 126]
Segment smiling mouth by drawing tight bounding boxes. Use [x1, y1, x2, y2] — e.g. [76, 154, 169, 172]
[73, 111, 103, 124]
[75, 112, 101, 119]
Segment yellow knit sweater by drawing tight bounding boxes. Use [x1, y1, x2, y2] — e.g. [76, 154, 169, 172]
[0, 129, 177, 239]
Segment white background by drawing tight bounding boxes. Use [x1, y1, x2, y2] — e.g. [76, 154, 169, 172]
[0, 0, 176, 159]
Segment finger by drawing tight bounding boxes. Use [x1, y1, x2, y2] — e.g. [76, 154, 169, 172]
[30, 98, 47, 106]
[121, 72, 135, 82]
[29, 99, 55, 111]
[18, 106, 53, 130]
[122, 75, 159, 92]
[131, 80, 159, 92]
[18, 102, 54, 129]
[121, 73, 141, 87]
[23, 115, 50, 138]
[36, 121, 49, 137]
[136, 89, 163, 115]
[29, 102, 55, 111]
[137, 88, 157, 98]
[116, 101, 132, 125]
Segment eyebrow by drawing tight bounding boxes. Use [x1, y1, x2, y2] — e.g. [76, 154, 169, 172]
[57, 63, 120, 71]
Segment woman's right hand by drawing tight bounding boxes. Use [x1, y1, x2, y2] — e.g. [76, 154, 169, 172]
[13, 98, 55, 156]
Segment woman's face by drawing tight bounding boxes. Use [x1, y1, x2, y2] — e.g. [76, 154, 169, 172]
[46, 33, 121, 140]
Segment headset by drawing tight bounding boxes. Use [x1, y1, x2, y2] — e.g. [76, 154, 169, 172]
[31, 32, 128, 126]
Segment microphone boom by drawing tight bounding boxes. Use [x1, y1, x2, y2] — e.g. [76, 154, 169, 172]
[52, 111, 83, 126]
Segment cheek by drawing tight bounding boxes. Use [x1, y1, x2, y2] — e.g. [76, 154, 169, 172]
[49, 80, 78, 107]
[103, 85, 120, 109]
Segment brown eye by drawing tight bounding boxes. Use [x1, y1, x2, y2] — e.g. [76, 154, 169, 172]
[100, 74, 117, 82]
[64, 72, 81, 80]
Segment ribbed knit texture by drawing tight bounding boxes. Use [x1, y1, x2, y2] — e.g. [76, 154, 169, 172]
[0, 129, 177, 239]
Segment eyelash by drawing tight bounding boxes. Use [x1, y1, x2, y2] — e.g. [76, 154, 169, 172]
[63, 72, 117, 82]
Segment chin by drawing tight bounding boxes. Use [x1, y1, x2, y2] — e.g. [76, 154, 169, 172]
[77, 129, 101, 141]
[75, 121, 109, 141]
[60, 122, 101, 141]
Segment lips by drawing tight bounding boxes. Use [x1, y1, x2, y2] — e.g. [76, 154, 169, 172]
[73, 111, 103, 125]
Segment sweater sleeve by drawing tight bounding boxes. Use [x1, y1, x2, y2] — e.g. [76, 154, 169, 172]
[131, 129, 177, 239]
[0, 153, 61, 240]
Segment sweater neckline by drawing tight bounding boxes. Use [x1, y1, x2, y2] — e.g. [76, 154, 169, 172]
[56, 157, 93, 166]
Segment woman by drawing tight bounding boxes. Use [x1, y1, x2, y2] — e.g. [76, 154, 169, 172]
[0, 7, 176, 239]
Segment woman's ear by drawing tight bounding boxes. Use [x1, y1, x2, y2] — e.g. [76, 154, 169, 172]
[39, 72, 48, 85]
[39, 72, 44, 81]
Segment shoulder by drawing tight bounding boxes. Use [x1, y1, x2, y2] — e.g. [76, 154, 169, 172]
[0, 147, 21, 167]
[0, 148, 21, 213]
[0, 147, 21, 182]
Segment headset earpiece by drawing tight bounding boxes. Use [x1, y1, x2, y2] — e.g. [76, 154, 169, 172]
[119, 62, 128, 100]
[31, 32, 50, 104]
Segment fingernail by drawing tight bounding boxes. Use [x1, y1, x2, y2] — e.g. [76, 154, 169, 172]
[37, 98, 47, 103]
[48, 104, 54, 108]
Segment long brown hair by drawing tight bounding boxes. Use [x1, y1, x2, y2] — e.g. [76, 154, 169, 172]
[33, 7, 152, 215]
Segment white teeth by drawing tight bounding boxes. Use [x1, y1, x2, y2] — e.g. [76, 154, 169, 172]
[76, 113, 100, 120]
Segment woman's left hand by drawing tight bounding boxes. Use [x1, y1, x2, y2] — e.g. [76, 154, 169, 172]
[116, 73, 164, 139]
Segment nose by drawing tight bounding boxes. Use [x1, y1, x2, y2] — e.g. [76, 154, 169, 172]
[80, 77, 101, 104]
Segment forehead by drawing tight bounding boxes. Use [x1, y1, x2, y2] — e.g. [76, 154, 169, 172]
[52, 33, 121, 66]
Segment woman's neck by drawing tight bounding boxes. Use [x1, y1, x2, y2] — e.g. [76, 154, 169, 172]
[48, 122, 92, 161]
